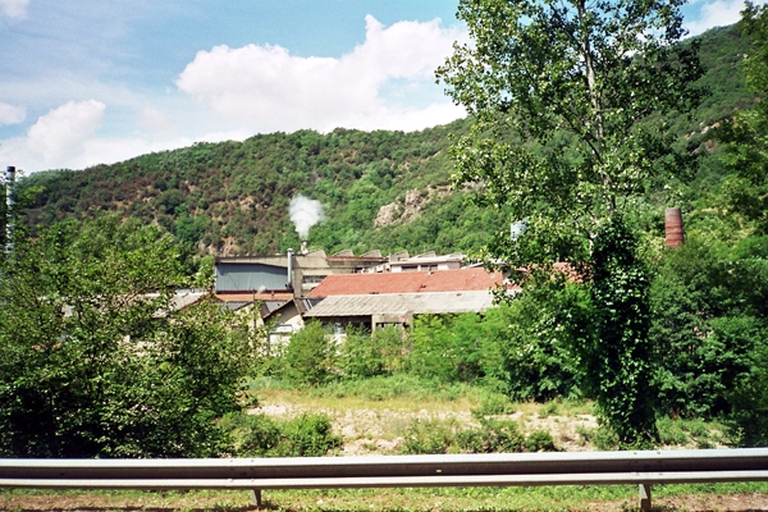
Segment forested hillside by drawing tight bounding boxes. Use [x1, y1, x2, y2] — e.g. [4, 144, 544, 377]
[15, 23, 754, 259]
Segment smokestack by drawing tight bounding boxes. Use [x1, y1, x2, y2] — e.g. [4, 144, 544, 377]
[5, 166, 15, 254]
[665, 208, 684, 248]
[286, 248, 294, 290]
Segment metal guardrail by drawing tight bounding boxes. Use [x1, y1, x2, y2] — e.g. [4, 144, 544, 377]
[2, 449, 768, 510]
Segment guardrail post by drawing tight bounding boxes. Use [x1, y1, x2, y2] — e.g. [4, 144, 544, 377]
[251, 489, 263, 509]
[639, 483, 652, 511]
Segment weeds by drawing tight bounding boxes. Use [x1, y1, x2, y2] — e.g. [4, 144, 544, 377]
[226, 411, 341, 457]
[399, 416, 558, 454]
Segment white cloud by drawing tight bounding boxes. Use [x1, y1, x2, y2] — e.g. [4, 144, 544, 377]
[27, 100, 106, 163]
[0, 102, 25, 125]
[138, 103, 174, 134]
[176, 15, 465, 133]
[0, 0, 28, 19]
[685, 0, 747, 35]
[0, 100, 106, 171]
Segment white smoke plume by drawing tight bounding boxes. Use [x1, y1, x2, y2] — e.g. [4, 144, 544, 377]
[289, 194, 325, 240]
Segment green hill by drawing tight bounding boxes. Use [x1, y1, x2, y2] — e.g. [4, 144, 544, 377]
[17, 23, 753, 258]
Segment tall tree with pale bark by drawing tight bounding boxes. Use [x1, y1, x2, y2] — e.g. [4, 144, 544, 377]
[437, 0, 704, 445]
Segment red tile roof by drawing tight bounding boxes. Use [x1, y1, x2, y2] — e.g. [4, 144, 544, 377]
[308, 268, 504, 298]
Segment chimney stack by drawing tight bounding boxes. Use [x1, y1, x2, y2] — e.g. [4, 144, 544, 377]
[286, 248, 294, 290]
[665, 208, 684, 248]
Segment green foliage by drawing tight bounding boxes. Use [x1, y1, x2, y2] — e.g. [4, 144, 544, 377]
[714, 4, 768, 234]
[400, 418, 459, 455]
[400, 417, 558, 455]
[407, 313, 483, 383]
[471, 390, 516, 417]
[0, 217, 252, 457]
[273, 413, 342, 457]
[437, 0, 706, 448]
[282, 320, 336, 386]
[339, 326, 406, 379]
[478, 292, 581, 402]
[728, 338, 768, 447]
[656, 416, 731, 448]
[583, 217, 657, 446]
[310, 373, 475, 403]
[229, 413, 282, 456]
[650, 236, 767, 418]
[228, 412, 341, 457]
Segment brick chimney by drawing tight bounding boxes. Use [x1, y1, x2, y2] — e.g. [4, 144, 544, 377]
[665, 208, 684, 248]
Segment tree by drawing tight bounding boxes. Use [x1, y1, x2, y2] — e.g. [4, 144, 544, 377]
[437, 0, 703, 445]
[0, 216, 253, 457]
[716, 2, 768, 233]
[703, 3, 768, 445]
[282, 320, 336, 386]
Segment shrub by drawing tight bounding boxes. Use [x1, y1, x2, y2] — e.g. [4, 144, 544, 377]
[276, 413, 342, 457]
[399, 417, 559, 454]
[407, 313, 484, 384]
[282, 321, 336, 386]
[0, 218, 252, 458]
[478, 296, 580, 403]
[471, 391, 516, 417]
[230, 412, 341, 457]
[525, 429, 557, 452]
[233, 413, 281, 456]
[339, 326, 406, 379]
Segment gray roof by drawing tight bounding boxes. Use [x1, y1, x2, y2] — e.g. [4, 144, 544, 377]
[303, 291, 494, 318]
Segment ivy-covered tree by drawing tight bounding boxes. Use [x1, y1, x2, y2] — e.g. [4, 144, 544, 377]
[0, 216, 252, 457]
[437, 0, 704, 446]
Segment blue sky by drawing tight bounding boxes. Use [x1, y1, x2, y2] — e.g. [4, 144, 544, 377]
[0, 0, 759, 173]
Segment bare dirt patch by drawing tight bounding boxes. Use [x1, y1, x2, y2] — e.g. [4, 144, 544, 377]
[253, 399, 599, 454]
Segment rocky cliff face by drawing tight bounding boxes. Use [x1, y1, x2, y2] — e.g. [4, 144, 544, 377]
[374, 186, 451, 228]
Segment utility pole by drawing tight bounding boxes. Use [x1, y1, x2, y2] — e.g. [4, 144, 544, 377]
[5, 166, 14, 255]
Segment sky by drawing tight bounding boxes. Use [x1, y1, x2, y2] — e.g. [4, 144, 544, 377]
[0, 0, 759, 174]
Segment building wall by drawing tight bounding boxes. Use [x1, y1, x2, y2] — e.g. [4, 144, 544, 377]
[215, 262, 288, 292]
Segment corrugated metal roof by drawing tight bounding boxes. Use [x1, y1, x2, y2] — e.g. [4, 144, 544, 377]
[169, 291, 208, 311]
[303, 291, 495, 318]
[308, 268, 503, 297]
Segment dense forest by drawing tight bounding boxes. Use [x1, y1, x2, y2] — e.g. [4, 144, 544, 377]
[13, 23, 756, 261]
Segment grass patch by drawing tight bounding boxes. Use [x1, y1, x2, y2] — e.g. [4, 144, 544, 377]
[657, 416, 733, 448]
[4, 483, 768, 511]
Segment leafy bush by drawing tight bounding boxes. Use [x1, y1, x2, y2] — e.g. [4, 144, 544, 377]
[656, 416, 731, 448]
[400, 418, 459, 455]
[727, 337, 768, 447]
[339, 326, 406, 379]
[275, 413, 342, 457]
[400, 417, 558, 454]
[457, 418, 526, 453]
[282, 321, 336, 386]
[478, 293, 581, 402]
[471, 391, 516, 417]
[229, 412, 341, 457]
[407, 313, 484, 384]
[230, 413, 281, 456]
[650, 238, 766, 418]
[0, 217, 253, 458]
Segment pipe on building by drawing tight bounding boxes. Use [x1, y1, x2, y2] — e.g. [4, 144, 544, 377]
[286, 248, 293, 290]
